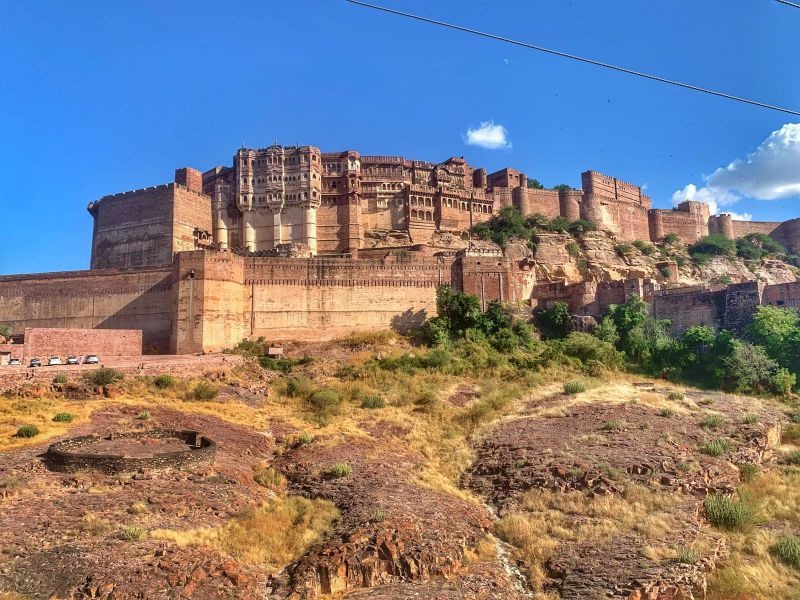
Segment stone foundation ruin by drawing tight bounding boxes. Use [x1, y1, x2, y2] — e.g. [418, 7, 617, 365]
[45, 429, 216, 474]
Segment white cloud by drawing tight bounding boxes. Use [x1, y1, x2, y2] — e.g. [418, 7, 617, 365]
[672, 123, 800, 216]
[464, 121, 511, 150]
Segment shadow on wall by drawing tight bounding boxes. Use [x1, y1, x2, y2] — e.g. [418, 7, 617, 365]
[93, 274, 173, 354]
[390, 309, 429, 334]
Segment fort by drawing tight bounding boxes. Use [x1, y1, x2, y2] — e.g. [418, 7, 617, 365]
[1, 142, 798, 353]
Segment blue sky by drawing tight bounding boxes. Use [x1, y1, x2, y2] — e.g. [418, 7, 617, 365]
[1, 0, 798, 275]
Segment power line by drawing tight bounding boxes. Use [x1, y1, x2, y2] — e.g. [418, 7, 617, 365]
[346, 0, 800, 116]
[776, 0, 800, 8]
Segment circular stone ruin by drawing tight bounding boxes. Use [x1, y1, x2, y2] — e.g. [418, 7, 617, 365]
[45, 430, 216, 474]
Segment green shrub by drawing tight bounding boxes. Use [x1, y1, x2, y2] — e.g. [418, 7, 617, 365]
[700, 414, 726, 429]
[774, 536, 800, 569]
[52, 373, 68, 384]
[689, 234, 736, 259]
[153, 374, 175, 389]
[700, 438, 731, 457]
[360, 395, 385, 409]
[566, 219, 596, 236]
[327, 462, 353, 478]
[667, 391, 684, 401]
[191, 382, 219, 401]
[120, 526, 146, 541]
[83, 368, 123, 387]
[308, 389, 341, 425]
[736, 233, 785, 260]
[738, 463, 760, 483]
[742, 413, 759, 425]
[659, 266, 672, 279]
[52, 412, 74, 423]
[286, 377, 315, 399]
[663, 233, 681, 245]
[674, 545, 700, 564]
[253, 464, 286, 492]
[713, 274, 732, 285]
[563, 380, 586, 395]
[15, 425, 39, 438]
[783, 423, 800, 444]
[295, 431, 313, 446]
[704, 494, 755, 530]
[561, 332, 623, 370]
[258, 356, 296, 373]
[615, 243, 634, 256]
[784, 451, 800, 465]
[659, 407, 675, 418]
[136, 410, 150, 421]
[632, 240, 657, 255]
[536, 302, 571, 340]
[602, 420, 624, 432]
[566, 241, 580, 257]
[369, 509, 386, 523]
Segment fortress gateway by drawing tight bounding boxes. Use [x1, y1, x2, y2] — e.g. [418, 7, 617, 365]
[2, 143, 800, 355]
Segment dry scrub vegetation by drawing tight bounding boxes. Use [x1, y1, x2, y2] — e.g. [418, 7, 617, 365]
[3, 326, 800, 598]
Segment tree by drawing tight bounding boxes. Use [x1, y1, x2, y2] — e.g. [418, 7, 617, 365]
[471, 206, 529, 248]
[536, 302, 571, 340]
[527, 178, 545, 189]
[551, 184, 573, 191]
[689, 234, 736, 263]
[722, 341, 779, 394]
[567, 219, 596, 236]
[736, 233, 785, 260]
[0, 322, 10, 340]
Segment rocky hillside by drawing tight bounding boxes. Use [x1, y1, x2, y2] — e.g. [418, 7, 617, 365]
[527, 230, 798, 287]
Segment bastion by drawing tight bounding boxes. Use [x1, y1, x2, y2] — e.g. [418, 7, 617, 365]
[45, 430, 216, 474]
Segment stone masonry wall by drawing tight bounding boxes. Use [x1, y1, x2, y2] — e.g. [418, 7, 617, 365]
[23, 327, 142, 361]
[0, 268, 173, 353]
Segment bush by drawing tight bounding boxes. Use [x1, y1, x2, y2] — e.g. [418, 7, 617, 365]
[253, 464, 287, 493]
[15, 425, 39, 438]
[561, 332, 623, 370]
[602, 420, 624, 432]
[153, 374, 175, 389]
[659, 407, 675, 418]
[659, 266, 672, 279]
[566, 241, 580, 257]
[308, 389, 341, 425]
[136, 410, 150, 421]
[700, 438, 731, 457]
[295, 431, 313, 446]
[738, 463, 760, 483]
[52, 373, 68, 384]
[615, 243, 634, 256]
[700, 414, 726, 429]
[191, 382, 219, 401]
[563, 380, 586, 395]
[120, 526, 146, 541]
[713, 274, 733, 285]
[704, 494, 755, 530]
[774, 536, 800, 569]
[632, 240, 657, 255]
[667, 391, 684, 401]
[566, 219, 596, 236]
[736, 233, 785, 260]
[52, 412, 74, 423]
[83, 368, 123, 387]
[327, 462, 352, 478]
[689, 234, 736, 259]
[536, 302, 571, 340]
[675, 545, 700, 565]
[663, 233, 681, 245]
[785, 451, 800, 465]
[360, 395, 385, 409]
[286, 377, 315, 399]
[742, 413, 759, 425]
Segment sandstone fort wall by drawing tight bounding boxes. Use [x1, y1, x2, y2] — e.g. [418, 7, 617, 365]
[23, 327, 142, 360]
[0, 268, 172, 353]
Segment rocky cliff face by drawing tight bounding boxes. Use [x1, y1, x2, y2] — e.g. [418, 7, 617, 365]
[526, 231, 798, 287]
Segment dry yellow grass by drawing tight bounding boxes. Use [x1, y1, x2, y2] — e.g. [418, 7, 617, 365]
[0, 396, 93, 451]
[495, 484, 683, 592]
[150, 496, 338, 570]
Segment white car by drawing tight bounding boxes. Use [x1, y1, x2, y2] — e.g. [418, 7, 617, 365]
[66, 356, 79, 365]
[8, 358, 21, 366]
[85, 355, 99, 364]
[47, 357, 62, 366]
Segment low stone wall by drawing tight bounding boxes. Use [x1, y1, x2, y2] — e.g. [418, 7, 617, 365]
[45, 430, 216, 474]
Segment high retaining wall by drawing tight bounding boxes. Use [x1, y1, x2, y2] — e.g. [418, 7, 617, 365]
[171, 250, 461, 353]
[0, 268, 173, 353]
[23, 327, 141, 361]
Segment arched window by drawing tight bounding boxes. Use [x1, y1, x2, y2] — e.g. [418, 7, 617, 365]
[425, 211, 432, 221]
[411, 209, 418, 218]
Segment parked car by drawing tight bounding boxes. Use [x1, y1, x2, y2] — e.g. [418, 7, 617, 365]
[47, 357, 62, 366]
[66, 356, 78, 365]
[85, 355, 99, 364]
[8, 358, 21, 366]
[29, 358, 42, 367]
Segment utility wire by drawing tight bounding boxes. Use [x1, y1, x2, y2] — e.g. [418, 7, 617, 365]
[346, 0, 800, 116]
[776, 0, 800, 9]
